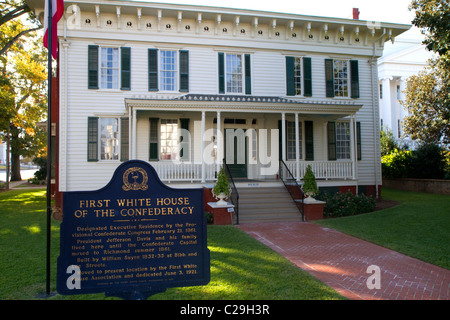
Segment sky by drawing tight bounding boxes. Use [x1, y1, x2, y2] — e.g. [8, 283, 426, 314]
[133, 0, 416, 25]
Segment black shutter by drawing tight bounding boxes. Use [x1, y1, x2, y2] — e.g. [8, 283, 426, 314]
[179, 50, 189, 92]
[218, 52, 225, 94]
[245, 54, 251, 95]
[285, 56, 295, 96]
[303, 57, 312, 97]
[87, 117, 98, 161]
[120, 117, 129, 161]
[350, 60, 360, 98]
[121, 47, 131, 90]
[148, 49, 158, 91]
[325, 59, 334, 97]
[88, 45, 99, 89]
[327, 122, 337, 161]
[305, 121, 314, 161]
[149, 118, 159, 161]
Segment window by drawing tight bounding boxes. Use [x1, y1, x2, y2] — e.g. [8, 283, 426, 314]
[100, 118, 120, 160]
[336, 122, 351, 159]
[148, 49, 189, 92]
[218, 52, 251, 94]
[333, 60, 349, 97]
[286, 121, 302, 160]
[286, 56, 312, 97]
[100, 48, 120, 89]
[160, 119, 178, 160]
[325, 59, 359, 98]
[226, 54, 243, 93]
[87, 117, 124, 161]
[379, 84, 383, 99]
[160, 50, 177, 91]
[88, 46, 131, 90]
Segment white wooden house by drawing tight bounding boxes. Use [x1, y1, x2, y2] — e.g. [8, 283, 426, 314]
[27, 0, 410, 220]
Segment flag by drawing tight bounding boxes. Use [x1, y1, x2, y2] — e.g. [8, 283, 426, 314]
[43, 0, 64, 59]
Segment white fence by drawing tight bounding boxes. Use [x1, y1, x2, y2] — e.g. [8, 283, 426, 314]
[149, 162, 216, 182]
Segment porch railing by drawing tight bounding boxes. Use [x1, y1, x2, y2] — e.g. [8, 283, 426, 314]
[149, 162, 216, 182]
[286, 161, 353, 180]
[279, 160, 305, 221]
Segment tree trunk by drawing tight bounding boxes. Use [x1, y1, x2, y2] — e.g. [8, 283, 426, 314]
[10, 152, 21, 181]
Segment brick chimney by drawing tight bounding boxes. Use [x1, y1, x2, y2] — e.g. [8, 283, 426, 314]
[353, 8, 360, 20]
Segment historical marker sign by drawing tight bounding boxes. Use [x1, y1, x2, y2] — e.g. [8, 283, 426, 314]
[57, 160, 210, 299]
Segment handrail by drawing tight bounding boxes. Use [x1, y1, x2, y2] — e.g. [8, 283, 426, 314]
[279, 160, 305, 221]
[222, 161, 240, 225]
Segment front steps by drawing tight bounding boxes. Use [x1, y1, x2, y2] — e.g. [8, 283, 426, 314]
[236, 185, 303, 223]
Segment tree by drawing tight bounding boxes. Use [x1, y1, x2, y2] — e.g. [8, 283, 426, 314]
[401, 0, 450, 145]
[1, 0, 42, 56]
[410, 0, 450, 59]
[401, 58, 450, 144]
[0, 29, 47, 181]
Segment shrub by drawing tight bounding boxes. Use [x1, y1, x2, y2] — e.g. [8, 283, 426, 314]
[381, 149, 413, 178]
[316, 191, 376, 218]
[302, 165, 318, 197]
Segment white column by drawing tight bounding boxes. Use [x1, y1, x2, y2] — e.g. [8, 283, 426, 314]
[201, 111, 206, 183]
[132, 107, 137, 159]
[381, 77, 392, 131]
[281, 112, 286, 162]
[350, 114, 356, 180]
[216, 111, 222, 173]
[295, 113, 300, 181]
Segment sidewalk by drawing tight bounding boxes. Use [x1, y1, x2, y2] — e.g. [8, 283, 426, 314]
[238, 221, 450, 300]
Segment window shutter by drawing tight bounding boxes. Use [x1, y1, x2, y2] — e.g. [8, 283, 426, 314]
[121, 47, 131, 90]
[87, 117, 98, 161]
[245, 54, 251, 95]
[120, 117, 129, 161]
[180, 118, 190, 161]
[285, 56, 295, 96]
[305, 121, 314, 161]
[327, 122, 337, 161]
[149, 118, 159, 161]
[179, 50, 189, 92]
[88, 45, 99, 89]
[148, 49, 158, 91]
[325, 59, 334, 98]
[350, 60, 360, 98]
[303, 57, 312, 97]
[356, 121, 362, 160]
[218, 52, 225, 94]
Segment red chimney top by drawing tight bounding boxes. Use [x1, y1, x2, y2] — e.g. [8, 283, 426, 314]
[353, 8, 360, 20]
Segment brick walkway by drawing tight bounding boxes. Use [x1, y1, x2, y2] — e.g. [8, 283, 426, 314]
[238, 222, 450, 300]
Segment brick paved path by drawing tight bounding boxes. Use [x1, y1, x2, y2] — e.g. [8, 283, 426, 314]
[238, 222, 450, 300]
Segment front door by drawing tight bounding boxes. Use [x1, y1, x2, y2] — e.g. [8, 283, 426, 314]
[224, 128, 247, 178]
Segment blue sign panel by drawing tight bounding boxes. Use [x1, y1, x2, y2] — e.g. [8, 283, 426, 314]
[57, 160, 210, 299]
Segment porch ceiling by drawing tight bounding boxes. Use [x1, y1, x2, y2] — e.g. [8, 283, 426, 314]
[125, 94, 363, 116]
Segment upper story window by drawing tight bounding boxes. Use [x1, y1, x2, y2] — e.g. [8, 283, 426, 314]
[325, 59, 359, 99]
[88, 45, 131, 90]
[218, 52, 251, 95]
[285, 56, 312, 97]
[333, 60, 349, 97]
[148, 49, 189, 92]
[226, 54, 243, 93]
[100, 48, 120, 89]
[160, 50, 178, 91]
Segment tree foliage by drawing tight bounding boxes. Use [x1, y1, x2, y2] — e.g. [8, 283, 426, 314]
[401, 0, 450, 145]
[0, 1, 47, 181]
[0, 0, 42, 56]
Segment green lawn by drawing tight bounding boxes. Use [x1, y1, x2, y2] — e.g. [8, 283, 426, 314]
[315, 188, 450, 270]
[0, 188, 343, 300]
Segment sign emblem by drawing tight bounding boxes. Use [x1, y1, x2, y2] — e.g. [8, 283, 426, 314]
[122, 167, 148, 191]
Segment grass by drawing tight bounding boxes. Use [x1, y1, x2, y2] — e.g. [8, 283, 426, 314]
[315, 188, 450, 270]
[0, 188, 343, 300]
